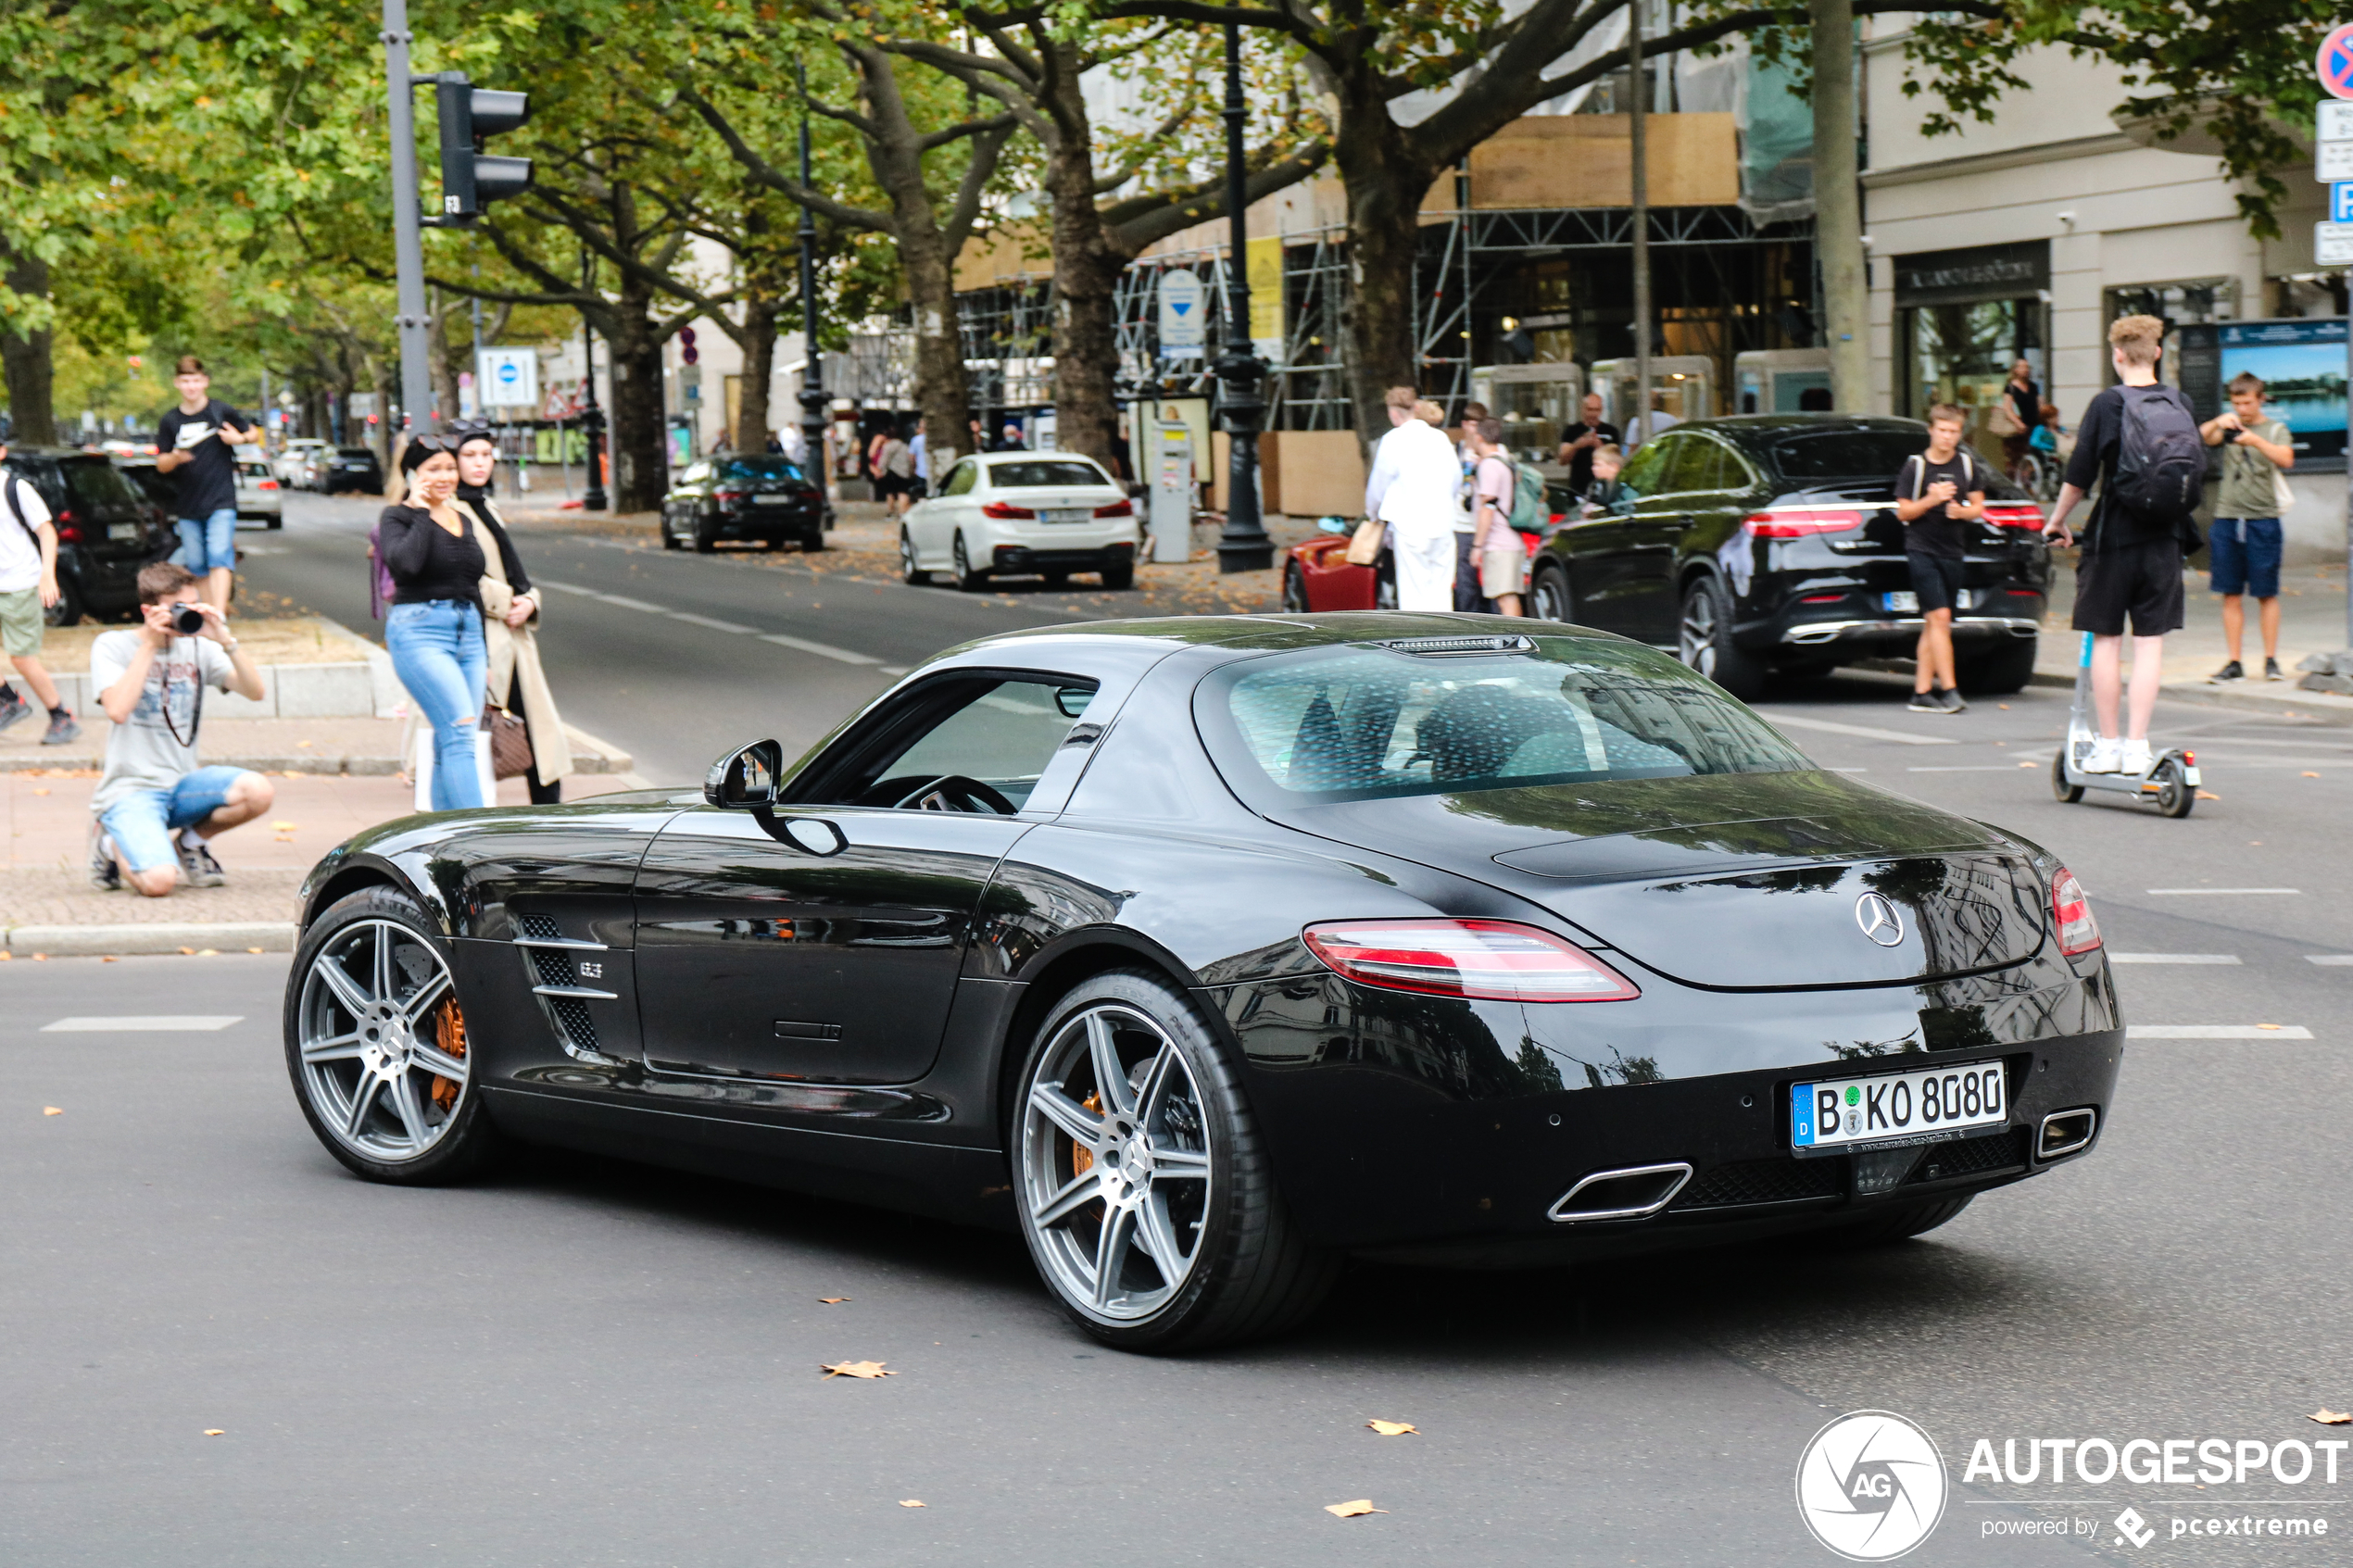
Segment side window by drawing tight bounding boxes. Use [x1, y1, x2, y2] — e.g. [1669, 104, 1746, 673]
[1616, 436, 1678, 499]
[1661, 436, 1725, 495]
[1716, 441, 1762, 492]
[815, 676, 1099, 811]
[680, 461, 710, 486]
[941, 459, 979, 497]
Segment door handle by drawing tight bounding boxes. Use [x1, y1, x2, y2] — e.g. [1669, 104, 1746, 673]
[752, 809, 849, 856]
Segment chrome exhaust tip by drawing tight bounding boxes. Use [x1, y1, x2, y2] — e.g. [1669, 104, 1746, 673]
[2037, 1107, 2098, 1160]
[1547, 1161, 1693, 1223]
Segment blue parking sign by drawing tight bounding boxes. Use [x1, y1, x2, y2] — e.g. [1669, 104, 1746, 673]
[2334, 182, 2353, 222]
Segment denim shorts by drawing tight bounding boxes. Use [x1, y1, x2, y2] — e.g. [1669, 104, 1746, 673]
[2208, 517, 2283, 599]
[99, 765, 258, 874]
[178, 508, 239, 573]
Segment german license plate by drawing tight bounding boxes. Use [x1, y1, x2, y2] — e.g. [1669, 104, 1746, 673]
[108, 523, 142, 541]
[1882, 590, 1919, 613]
[754, 493, 792, 506]
[1791, 1060, 2007, 1153]
[1042, 508, 1088, 524]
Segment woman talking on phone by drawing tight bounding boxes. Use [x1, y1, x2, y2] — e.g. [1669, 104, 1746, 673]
[452, 423, 571, 802]
[379, 437, 490, 810]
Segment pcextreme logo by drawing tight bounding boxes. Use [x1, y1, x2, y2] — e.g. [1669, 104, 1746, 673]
[1796, 1411, 1950, 1561]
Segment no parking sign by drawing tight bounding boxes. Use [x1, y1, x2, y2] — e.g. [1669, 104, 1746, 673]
[2321, 22, 2353, 99]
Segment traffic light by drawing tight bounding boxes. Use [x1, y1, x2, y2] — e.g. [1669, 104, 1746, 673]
[434, 72, 532, 223]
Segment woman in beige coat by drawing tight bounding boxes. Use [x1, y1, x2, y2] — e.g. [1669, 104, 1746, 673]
[454, 427, 573, 803]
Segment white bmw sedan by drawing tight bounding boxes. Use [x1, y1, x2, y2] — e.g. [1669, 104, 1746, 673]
[900, 451, 1140, 590]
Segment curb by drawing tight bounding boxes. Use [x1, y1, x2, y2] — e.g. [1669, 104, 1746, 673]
[4, 922, 297, 957]
[0, 724, 632, 776]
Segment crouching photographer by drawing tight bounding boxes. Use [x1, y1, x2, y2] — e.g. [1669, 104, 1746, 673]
[87, 562, 273, 896]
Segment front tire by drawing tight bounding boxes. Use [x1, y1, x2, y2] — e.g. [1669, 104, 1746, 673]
[2051, 749, 2083, 803]
[283, 885, 499, 1185]
[1013, 970, 1340, 1352]
[661, 512, 683, 550]
[1678, 574, 1765, 701]
[1281, 562, 1310, 612]
[1528, 559, 1572, 624]
[900, 527, 928, 584]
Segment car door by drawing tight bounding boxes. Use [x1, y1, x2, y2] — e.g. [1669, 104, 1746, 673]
[631, 671, 1101, 1085]
[1616, 434, 1744, 646]
[919, 458, 979, 562]
[1553, 435, 1683, 638]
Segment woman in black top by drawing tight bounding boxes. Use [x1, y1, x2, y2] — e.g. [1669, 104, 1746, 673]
[453, 424, 572, 804]
[380, 437, 489, 810]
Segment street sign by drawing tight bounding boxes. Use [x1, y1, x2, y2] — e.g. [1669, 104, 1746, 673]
[2332, 182, 2353, 223]
[476, 347, 539, 408]
[2321, 140, 2353, 182]
[1159, 269, 1204, 358]
[2321, 22, 2353, 100]
[2316, 223, 2353, 264]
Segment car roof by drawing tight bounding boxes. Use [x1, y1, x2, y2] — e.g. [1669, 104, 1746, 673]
[2, 446, 110, 464]
[981, 450, 1109, 468]
[1677, 413, 1930, 445]
[941, 611, 1639, 665]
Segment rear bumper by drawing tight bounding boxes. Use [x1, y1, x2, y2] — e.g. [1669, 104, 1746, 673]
[988, 540, 1135, 575]
[709, 507, 823, 538]
[1777, 614, 2041, 650]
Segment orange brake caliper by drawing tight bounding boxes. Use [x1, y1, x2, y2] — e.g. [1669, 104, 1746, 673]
[1071, 1091, 1102, 1177]
[430, 1000, 469, 1110]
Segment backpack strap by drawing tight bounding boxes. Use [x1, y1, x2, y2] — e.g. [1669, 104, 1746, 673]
[1898, 455, 1923, 500]
[3, 472, 37, 540]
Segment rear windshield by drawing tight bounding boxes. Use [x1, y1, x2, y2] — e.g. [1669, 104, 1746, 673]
[989, 459, 1109, 490]
[60, 458, 144, 511]
[715, 457, 805, 483]
[1197, 639, 1812, 805]
[1764, 427, 2025, 496]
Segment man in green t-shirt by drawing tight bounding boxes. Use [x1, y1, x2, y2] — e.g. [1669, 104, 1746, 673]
[2198, 371, 2296, 682]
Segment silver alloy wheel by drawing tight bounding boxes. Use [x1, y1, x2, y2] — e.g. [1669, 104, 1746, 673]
[1679, 586, 1718, 677]
[295, 918, 471, 1163]
[1020, 1002, 1214, 1323]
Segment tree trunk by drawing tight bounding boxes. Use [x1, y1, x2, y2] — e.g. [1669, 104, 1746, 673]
[0, 245, 57, 445]
[1334, 119, 1438, 459]
[736, 294, 777, 452]
[601, 286, 669, 512]
[1810, 0, 1869, 411]
[1038, 52, 1126, 470]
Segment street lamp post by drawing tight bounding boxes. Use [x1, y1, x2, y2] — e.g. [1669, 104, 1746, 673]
[381, 0, 435, 438]
[795, 62, 829, 516]
[1213, 22, 1271, 573]
[579, 245, 609, 512]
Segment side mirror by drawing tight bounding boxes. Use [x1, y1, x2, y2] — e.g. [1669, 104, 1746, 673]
[705, 738, 783, 809]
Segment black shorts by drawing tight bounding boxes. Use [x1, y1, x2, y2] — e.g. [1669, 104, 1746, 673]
[1906, 552, 1966, 614]
[2072, 537, 2185, 637]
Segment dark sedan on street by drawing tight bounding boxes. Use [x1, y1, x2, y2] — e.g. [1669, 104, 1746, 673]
[323, 445, 385, 495]
[283, 614, 2119, 1352]
[661, 454, 827, 552]
[6, 447, 176, 625]
[1529, 415, 2051, 699]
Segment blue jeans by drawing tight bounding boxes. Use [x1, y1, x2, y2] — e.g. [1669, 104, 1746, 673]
[100, 765, 260, 874]
[386, 599, 487, 810]
[177, 508, 239, 573]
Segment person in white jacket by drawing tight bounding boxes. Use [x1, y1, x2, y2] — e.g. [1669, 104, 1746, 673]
[1363, 386, 1462, 612]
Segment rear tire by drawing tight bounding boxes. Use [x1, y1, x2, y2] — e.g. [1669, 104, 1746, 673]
[1528, 560, 1572, 624]
[267, 515, 283, 531]
[1957, 637, 2038, 696]
[1101, 563, 1134, 591]
[1823, 1194, 1974, 1248]
[43, 574, 83, 628]
[2051, 750, 2083, 803]
[1013, 970, 1340, 1352]
[2152, 756, 2196, 818]
[693, 516, 717, 554]
[952, 533, 989, 592]
[802, 531, 825, 553]
[1677, 574, 1765, 702]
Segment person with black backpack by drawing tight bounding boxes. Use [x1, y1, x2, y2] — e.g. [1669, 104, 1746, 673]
[0, 437, 80, 745]
[2043, 314, 2204, 775]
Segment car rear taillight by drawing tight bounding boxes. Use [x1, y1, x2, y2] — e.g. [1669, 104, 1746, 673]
[1799, 593, 1846, 603]
[1094, 498, 1134, 518]
[1302, 919, 1640, 1003]
[53, 508, 81, 544]
[1983, 504, 2045, 530]
[2051, 868, 2101, 956]
[983, 500, 1037, 519]
[1743, 508, 1865, 538]
[258, 479, 279, 490]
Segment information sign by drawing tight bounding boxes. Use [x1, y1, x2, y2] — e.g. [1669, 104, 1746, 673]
[476, 347, 539, 408]
[1158, 269, 1205, 358]
[2318, 221, 2353, 266]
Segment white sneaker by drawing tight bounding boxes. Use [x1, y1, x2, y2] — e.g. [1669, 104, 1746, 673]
[2119, 739, 2154, 775]
[2082, 737, 2122, 773]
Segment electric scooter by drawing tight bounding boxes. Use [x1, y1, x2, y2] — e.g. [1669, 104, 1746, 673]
[2049, 631, 2199, 817]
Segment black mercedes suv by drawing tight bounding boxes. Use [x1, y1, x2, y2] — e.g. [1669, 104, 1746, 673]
[3, 447, 175, 625]
[1529, 415, 2050, 699]
[661, 454, 828, 552]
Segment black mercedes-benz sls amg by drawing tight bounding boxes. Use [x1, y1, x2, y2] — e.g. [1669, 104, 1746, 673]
[283, 613, 2120, 1350]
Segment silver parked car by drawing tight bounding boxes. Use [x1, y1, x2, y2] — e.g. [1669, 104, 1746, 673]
[233, 445, 284, 529]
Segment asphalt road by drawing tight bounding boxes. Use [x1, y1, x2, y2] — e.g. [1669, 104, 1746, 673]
[9, 505, 2351, 1564]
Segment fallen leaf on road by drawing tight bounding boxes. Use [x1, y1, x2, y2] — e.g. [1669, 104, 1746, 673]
[31, 786, 48, 795]
[102, 956, 118, 962]
[1325, 1499, 1387, 1518]
[196, 948, 219, 957]
[178, 947, 195, 955]
[899, 1499, 926, 1508]
[0, 952, 10, 960]
[295, 740, 312, 747]
[821, 1361, 895, 1379]
[202, 1429, 224, 1436]
[2309, 1410, 2351, 1425]
[43, 1107, 62, 1116]
[31, 952, 45, 960]
[2304, 771, 2321, 778]
[2259, 1023, 2283, 1030]
[2197, 790, 2221, 800]
[2018, 761, 2034, 768]
[1366, 1420, 1418, 1436]
[271, 821, 297, 830]
[819, 1298, 850, 1304]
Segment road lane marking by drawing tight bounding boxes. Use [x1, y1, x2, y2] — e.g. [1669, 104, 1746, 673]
[2145, 887, 2301, 896]
[536, 580, 597, 595]
[1761, 713, 1958, 746]
[879, 666, 909, 676]
[757, 633, 880, 666]
[2127, 1024, 2313, 1039]
[42, 1016, 245, 1032]
[596, 595, 669, 613]
[2306, 955, 2353, 965]
[670, 613, 755, 633]
[2109, 954, 2242, 964]
[1906, 765, 2021, 771]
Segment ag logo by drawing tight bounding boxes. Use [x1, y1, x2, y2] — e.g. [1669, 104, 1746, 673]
[1795, 1410, 1947, 1561]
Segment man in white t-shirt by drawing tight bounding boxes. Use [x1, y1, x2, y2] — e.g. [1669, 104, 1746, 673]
[0, 442, 79, 744]
[1363, 387, 1462, 612]
[88, 562, 271, 896]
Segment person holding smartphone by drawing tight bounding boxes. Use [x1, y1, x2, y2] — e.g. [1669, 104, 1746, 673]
[86, 562, 271, 896]
[154, 356, 258, 614]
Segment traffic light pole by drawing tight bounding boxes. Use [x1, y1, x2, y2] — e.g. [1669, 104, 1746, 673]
[381, 0, 435, 438]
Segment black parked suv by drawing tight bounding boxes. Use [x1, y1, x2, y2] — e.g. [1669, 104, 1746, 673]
[1530, 415, 2050, 699]
[4, 447, 176, 626]
[323, 445, 385, 495]
[661, 454, 827, 552]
